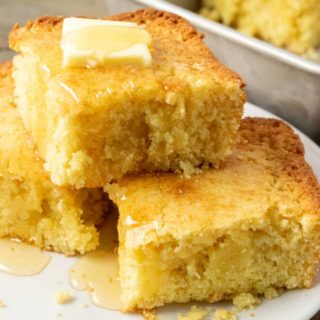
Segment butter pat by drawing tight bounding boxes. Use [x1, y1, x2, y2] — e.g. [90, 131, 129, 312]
[61, 17, 152, 68]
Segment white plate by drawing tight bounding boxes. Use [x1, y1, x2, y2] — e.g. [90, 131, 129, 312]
[0, 102, 319, 320]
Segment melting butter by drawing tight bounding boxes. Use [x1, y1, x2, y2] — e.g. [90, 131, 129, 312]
[0, 239, 50, 276]
[63, 25, 151, 55]
[61, 18, 152, 68]
[69, 250, 121, 310]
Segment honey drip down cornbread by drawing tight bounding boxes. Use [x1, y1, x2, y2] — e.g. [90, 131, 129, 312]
[106, 118, 320, 311]
[0, 62, 107, 255]
[9, 9, 245, 188]
[200, 0, 320, 56]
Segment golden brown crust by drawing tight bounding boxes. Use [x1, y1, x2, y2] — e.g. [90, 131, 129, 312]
[9, 16, 63, 51]
[0, 61, 14, 106]
[240, 117, 320, 211]
[239, 117, 304, 155]
[9, 9, 244, 87]
[111, 117, 320, 226]
[0, 61, 12, 79]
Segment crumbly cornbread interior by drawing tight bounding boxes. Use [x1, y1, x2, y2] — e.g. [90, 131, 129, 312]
[0, 62, 107, 255]
[106, 118, 320, 311]
[10, 9, 245, 188]
[200, 0, 320, 56]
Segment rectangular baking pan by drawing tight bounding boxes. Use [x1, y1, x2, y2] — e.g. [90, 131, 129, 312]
[107, 0, 320, 141]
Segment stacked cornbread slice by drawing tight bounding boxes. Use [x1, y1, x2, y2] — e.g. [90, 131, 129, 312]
[9, 10, 245, 188]
[3, 7, 320, 313]
[0, 62, 106, 255]
[107, 117, 320, 310]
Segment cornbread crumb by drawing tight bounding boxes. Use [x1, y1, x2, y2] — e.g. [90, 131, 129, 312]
[213, 309, 237, 320]
[10, 9, 245, 188]
[177, 306, 211, 320]
[142, 309, 158, 320]
[200, 0, 320, 56]
[0, 300, 5, 308]
[250, 313, 255, 317]
[55, 290, 75, 304]
[232, 293, 260, 310]
[263, 287, 279, 299]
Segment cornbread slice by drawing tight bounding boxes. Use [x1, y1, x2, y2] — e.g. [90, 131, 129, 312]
[106, 118, 320, 311]
[0, 62, 107, 255]
[9, 9, 245, 188]
[200, 0, 320, 56]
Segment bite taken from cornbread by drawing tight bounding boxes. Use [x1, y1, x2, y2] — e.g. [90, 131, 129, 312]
[0, 62, 107, 255]
[9, 9, 245, 188]
[106, 118, 320, 311]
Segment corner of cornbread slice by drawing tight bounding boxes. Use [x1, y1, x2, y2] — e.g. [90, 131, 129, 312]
[106, 117, 320, 311]
[9, 9, 245, 188]
[0, 61, 107, 255]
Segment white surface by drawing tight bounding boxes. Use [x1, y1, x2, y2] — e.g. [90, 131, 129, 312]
[0, 103, 319, 320]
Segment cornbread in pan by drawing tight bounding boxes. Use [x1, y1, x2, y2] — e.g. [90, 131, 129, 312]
[9, 9, 245, 188]
[106, 118, 320, 311]
[200, 0, 320, 56]
[0, 62, 107, 255]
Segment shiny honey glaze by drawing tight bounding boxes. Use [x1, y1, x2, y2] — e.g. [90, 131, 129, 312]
[0, 239, 50, 276]
[68, 250, 121, 310]
[68, 208, 121, 310]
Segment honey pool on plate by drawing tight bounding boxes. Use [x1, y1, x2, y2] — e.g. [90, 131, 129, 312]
[0, 208, 121, 311]
[0, 239, 51, 276]
[69, 250, 121, 310]
[68, 207, 121, 310]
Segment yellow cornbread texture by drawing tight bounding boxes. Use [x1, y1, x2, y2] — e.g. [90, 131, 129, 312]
[141, 309, 158, 320]
[106, 118, 320, 311]
[0, 62, 106, 255]
[177, 306, 211, 320]
[232, 293, 259, 310]
[213, 309, 237, 320]
[55, 290, 75, 304]
[200, 0, 320, 56]
[9, 9, 245, 188]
